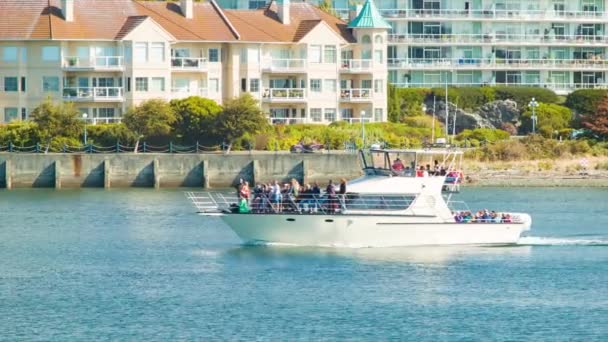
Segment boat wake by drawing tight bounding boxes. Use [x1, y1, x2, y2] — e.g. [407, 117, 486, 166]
[518, 236, 608, 246]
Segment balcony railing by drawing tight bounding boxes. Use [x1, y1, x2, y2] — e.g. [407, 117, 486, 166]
[262, 59, 307, 72]
[170, 88, 209, 99]
[62, 56, 124, 70]
[84, 117, 123, 125]
[63, 87, 124, 101]
[391, 82, 608, 93]
[340, 59, 373, 72]
[269, 117, 308, 125]
[388, 58, 608, 70]
[379, 8, 607, 20]
[171, 57, 208, 71]
[388, 33, 608, 45]
[262, 88, 306, 101]
[340, 88, 373, 101]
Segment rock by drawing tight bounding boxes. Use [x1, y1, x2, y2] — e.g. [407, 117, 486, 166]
[424, 99, 521, 133]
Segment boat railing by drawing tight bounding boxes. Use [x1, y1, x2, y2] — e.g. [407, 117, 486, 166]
[186, 191, 237, 213]
[187, 192, 415, 215]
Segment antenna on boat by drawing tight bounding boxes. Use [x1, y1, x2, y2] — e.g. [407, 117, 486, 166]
[432, 96, 436, 143]
[361, 110, 366, 149]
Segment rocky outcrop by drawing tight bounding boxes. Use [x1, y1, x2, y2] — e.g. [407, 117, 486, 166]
[425, 99, 521, 133]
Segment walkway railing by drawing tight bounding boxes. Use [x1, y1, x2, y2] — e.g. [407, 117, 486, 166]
[62, 56, 124, 69]
[171, 57, 208, 71]
[340, 59, 373, 72]
[378, 8, 607, 20]
[388, 33, 608, 44]
[388, 58, 608, 69]
[0, 141, 224, 154]
[390, 82, 608, 91]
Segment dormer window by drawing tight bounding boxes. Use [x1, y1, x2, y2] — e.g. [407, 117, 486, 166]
[361, 35, 371, 44]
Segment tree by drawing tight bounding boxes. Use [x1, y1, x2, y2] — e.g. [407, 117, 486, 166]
[582, 95, 608, 138]
[30, 98, 84, 142]
[214, 94, 269, 152]
[123, 99, 176, 143]
[521, 103, 572, 137]
[170, 96, 222, 144]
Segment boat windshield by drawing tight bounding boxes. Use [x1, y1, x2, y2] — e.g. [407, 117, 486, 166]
[359, 149, 463, 178]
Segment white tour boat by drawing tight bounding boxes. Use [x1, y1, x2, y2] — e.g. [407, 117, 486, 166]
[187, 149, 531, 247]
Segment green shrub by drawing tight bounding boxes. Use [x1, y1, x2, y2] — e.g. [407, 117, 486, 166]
[431, 87, 495, 111]
[388, 86, 431, 122]
[565, 89, 608, 117]
[456, 128, 510, 144]
[86, 123, 138, 146]
[494, 86, 559, 109]
[0, 121, 41, 146]
[520, 103, 572, 136]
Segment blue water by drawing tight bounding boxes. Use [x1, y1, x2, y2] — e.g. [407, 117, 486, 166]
[0, 188, 607, 340]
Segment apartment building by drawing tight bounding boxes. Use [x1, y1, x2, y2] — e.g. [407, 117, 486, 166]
[0, 0, 388, 124]
[226, 0, 608, 94]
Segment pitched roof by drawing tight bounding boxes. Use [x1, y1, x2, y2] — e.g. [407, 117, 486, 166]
[348, 0, 391, 29]
[0, 0, 354, 43]
[224, 1, 355, 43]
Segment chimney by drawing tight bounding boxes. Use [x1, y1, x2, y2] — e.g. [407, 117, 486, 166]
[61, 0, 74, 22]
[277, 0, 290, 25]
[349, 4, 363, 22]
[181, 0, 193, 19]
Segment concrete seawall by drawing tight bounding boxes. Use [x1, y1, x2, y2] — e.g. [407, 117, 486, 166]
[0, 153, 362, 189]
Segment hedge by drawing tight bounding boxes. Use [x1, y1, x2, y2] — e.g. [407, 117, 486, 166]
[564, 89, 608, 117]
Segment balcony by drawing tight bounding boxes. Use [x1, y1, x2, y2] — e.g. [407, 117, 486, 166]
[388, 33, 608, 46]
[269, 117, 308, 125]
[388, 58, 608, 71]
[84, 117, 122, 125]
[391, 81, 608, 95]
[62, 56, 124, 71]
[379, 8, 607, 21]
[63, 87, 124, 102]
[340, 88, 373, 102]
[340, 59, 373, 73]
[262, 59, 307, 73]
[171, 57, 208, 72]
[262, 88, 306, 102]
[170, 88, 209, 99]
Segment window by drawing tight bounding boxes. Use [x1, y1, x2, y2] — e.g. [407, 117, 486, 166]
[208, 48, 219, 62]
[374, 35, 383, 44]
[4, 108, 18, 123]
[310, 108, 322, 122]
[126, 77, 131, 92]
[324, 79, 336, 92]
[42, 46, 59, 62]
[324, 45, 336, 63]
[241, 78, 247, 92]
[362, 49, 372, 59]
[209, 78, 219, 92]
[21, 108, 27, 120]
[341, 108, 353, 119]
[3, 47, 17, 62]
[374, 80, 383, 93]
[309, 45, 322, 63]
[250, 78, 260, 92]
[43, 76, 60, 92]
[374, 108, 383, 122]
[4, 77, 18, 91]
[310, 79, 322, 92]
[361, 35, 371, 44]
[248, 0, 266, 9]
[134, 42, 148, 63]
[135, 77, 148, 91]
[98, 108, 116, 118]
[21, 77, 26, 92]
[150, 42, 165, 62]
[374, 50, 383, 64]
[21, 47, 27, 63]
[362, 80, 372, 89]
[150, 77, 165, 92]
[324, 108, 336, 122]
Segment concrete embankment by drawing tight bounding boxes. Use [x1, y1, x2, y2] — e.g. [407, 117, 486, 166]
[0, 153, 362, 189]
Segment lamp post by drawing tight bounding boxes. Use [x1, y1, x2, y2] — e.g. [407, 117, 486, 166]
[528, 97, 539, 134]
[82, 113, 88, 145]
[360, 110, 366, 149]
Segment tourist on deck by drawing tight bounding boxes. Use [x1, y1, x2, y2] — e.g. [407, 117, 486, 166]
[338, 178, 347, 210]
[270, 180, 282, 212]
[287, 178, 301, 212]
[392, 158, 405, 175]
[326, 180, 338, 213]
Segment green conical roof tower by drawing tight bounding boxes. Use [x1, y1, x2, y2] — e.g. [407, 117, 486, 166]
[347, 0, 392, 29]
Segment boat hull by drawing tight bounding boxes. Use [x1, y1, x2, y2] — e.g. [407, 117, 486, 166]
[216, 213, 532, 247]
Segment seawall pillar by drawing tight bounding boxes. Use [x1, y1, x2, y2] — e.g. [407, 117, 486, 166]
[302, 159, 309, 185]
[202, 160, 210, 188]
[5, 159, 12, 189]
[252, 160, 260, 186]
[104, 158, 111, 189]
[54, 161, 61, 189]
[153, 158, 160, 189]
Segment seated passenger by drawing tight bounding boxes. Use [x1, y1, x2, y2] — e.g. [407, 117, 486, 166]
[392, 158, 405, 174]
[462, 211, 472, 223]
[454, 212, 463, 223]
[503, 213, 512, 223]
